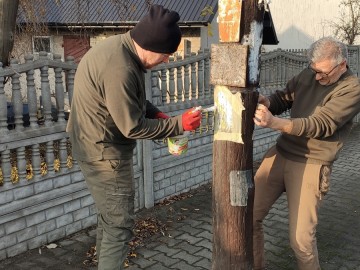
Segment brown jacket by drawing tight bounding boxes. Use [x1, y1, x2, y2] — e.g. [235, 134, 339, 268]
[269, 68, 360, 165]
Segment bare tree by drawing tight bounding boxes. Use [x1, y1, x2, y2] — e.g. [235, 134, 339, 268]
[0, 0, 19, 66]
[331, 0, 360, 45]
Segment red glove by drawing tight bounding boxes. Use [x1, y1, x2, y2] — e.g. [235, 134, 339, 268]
[182, 108, 201, 131]
[155, 112, 170, 119]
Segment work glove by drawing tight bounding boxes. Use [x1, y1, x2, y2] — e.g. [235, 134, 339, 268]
[155, 111, 170, 119]
[182, 108, 201, 131]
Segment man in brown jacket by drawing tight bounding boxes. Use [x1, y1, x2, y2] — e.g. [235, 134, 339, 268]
[66, 5, 201, 270]
[253, 37, 360, 270]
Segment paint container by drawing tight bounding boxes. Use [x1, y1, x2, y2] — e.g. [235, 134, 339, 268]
[167, 106, 216, 156]
[167, 132, 190, 156]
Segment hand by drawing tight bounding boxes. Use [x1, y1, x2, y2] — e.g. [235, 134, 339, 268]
[182, 108, 201, 131]
[155, 112, 170, 119]
[258, 94, 270, 108]
[254, 104, 274, 128]
[254, 104, 293, 133]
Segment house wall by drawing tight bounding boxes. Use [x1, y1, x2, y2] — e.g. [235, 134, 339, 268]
[85, 28, 205, 57]
[201, 10, 220, 50]
[264, 0, 360, 51]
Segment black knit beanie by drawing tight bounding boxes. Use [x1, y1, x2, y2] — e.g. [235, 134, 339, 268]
[130, 5, 182, 54]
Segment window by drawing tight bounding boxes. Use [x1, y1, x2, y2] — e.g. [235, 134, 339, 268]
[33, 36, 52, 53]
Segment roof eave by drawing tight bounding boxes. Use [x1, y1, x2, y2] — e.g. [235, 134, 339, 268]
[46, 21, 209, 29]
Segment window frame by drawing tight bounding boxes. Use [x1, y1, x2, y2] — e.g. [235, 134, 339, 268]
[32, 36, 53, 54]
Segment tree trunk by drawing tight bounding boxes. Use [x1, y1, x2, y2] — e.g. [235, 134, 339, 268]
[0, 0, 19, 67]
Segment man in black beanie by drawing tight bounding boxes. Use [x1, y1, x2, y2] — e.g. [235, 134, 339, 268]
[131, 4, 182, 55]
[66, 4, 201, 270]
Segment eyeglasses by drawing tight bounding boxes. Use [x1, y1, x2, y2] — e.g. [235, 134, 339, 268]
[308, 62, 341, 78]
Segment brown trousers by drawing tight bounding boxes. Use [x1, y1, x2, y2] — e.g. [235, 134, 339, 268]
[253, 146, 330, 270]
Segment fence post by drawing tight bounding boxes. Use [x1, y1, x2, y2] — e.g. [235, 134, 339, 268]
[66, 56, 76, 107]
[0, 62, 7, 132]
[357, 46, 360, 77]
[10, 59, 23, 130]
[143, 71, 154, 208]
[54, 54, 66, 123]
[39, 52, 52, 126]
[25, 54, 38, 128]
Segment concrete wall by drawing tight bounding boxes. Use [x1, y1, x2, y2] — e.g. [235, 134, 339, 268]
[265, 0, 360, 51]
[0, 170, 96, 259]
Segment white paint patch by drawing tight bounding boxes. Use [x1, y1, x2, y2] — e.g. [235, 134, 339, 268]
[217, 91, 233, 131]
[214, 85, 245, 144]
[241, 21, 263, 84]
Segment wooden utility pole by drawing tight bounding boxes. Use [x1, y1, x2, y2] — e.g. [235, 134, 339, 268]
[211, 0, 265, 269]
[0, 0, 19, 66]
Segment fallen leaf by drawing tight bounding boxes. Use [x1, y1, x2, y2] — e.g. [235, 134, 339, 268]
[46, 243, 58, 249]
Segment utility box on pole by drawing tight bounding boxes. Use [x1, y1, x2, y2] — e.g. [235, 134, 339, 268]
[211, 0, 266, 269]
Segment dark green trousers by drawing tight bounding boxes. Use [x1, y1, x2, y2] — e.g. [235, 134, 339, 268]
[79, 159, 135, 270]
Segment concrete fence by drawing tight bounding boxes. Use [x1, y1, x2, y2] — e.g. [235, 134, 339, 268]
[0, 46, 359, 260]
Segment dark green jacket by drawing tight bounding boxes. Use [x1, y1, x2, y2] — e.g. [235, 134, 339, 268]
[66, 32, 183, 161]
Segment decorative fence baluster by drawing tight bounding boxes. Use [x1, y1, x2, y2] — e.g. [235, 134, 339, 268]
[276, 52, 281, 89]
[160, 69, 168, 104]
[0, 63, 7, 132]
[71, 138, 77, 167]
[17, 146, 27, 180]
[184, 54, 190, 101]
[150, 71, 161, 106]
[66, 58, 76, 110]
[176, 55, 183, 102]
[264, 60, 272, 87]
[285, 56, 290, 82]
[191, 52, 197, 99]
[204, 48, 210, 99]
[25, 55, 38, 128]
[32, 144, 41, 177]
[260, 60, 265, 88]
[9, 149, 18, 184]
[54, 54, 66, 123]
[59, 138, 68, 170]
[40, 52, 52, 126]
[46, 141, 54, 174]
[10, 59, 23, 130]
[197, 50, 204, 99]
[168, 65, 175, 103]
[1, 149, 11, 184]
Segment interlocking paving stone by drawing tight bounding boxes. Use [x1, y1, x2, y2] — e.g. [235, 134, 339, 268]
[172, 250, 202, 264]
